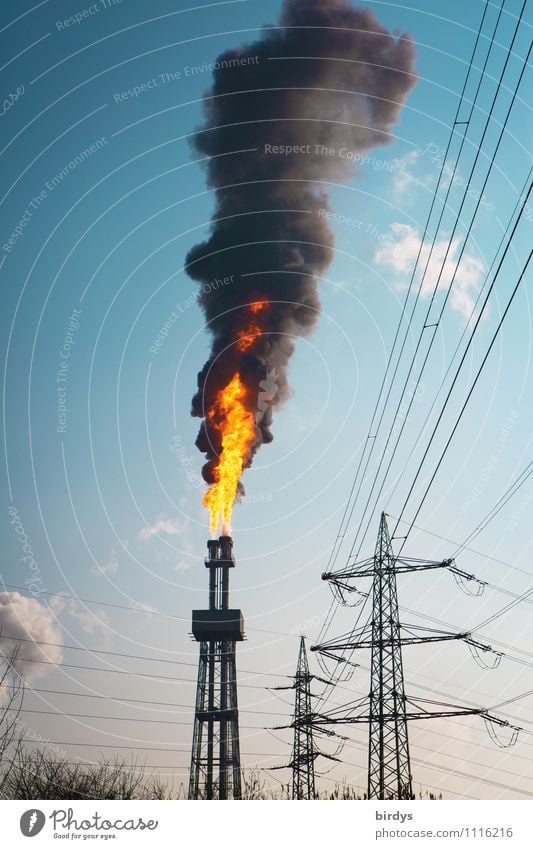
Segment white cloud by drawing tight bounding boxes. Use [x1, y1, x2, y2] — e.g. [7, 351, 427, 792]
[128, 600, 158, 615]
[0, 592, 63, 697]
[90, 550, 118, 578]
[50, 594, 111, 647]
[138, 515, 188, 541]
[174, 560, 191, 574]
[375, 223, 485, 318]
[392, 149, 435, 195]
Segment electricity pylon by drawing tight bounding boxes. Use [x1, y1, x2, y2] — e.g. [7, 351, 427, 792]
[272, 636, 339, 799]
[312, 513, 518, 800]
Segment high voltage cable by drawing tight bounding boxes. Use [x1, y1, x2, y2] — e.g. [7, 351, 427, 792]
[14, 647, 533, 731]
[387, 183, 531, 551]
[9, 684, 532, 792]
[17, 731, 520, 790]
[396, 601, 533, 679]
[11, 685, 288, 716]
[341, 0, 518, 561]
[5, 572, 533, 642]
[0, 656, 273, 688]
[452, 459, 533, 558]
[314, 0, 494, 651]
[393, 250, 532, 554]
[315, 6, 529, 721]
[5, 541, 533, 683]
[352, 25, 531, 559]
[13, 632, 533, 731]
[387, 516, 533, 580]
[0, 633, 287, 679]
[474, 580, 533, 631]
[2, 706, 266, 728]
[315, 208, 531, 694]
[315, 0, 522, 674]
[18, 739, 283, 755]
[338, 737, 533, 798]
[383, 167, 533, 513]
[0, 580, 298, 639]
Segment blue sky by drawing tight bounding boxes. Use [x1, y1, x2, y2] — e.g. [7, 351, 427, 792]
[1, 0, 532, 798]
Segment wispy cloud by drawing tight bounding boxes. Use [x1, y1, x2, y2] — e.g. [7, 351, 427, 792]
[375, 223, 484, 318]
[138, 515, 188, 541]
[391, 149, 435, 196]
[90, 550, 118, 578]
[50, 593, 112, 647]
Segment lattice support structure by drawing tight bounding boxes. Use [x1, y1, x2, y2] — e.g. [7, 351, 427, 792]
[291, 637, 317, 800]
[368, 514, 412, 800]
[311, 513, 515, 800]
[188, 536, 244, 800]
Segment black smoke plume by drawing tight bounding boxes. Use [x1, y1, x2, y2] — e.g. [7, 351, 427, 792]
[186, 0, 417, 489]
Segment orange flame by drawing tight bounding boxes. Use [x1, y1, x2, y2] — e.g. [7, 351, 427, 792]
[235, 300, 269, 352]
[203, 373, 256, 535]
[249, 299, 268, 314]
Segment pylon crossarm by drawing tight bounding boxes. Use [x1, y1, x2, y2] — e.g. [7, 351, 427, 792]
[335, 557, 455, 579]
[308, 725, 338, 739]
[311, 625, 371, 652]
[312, 673, 339, 687]
[312, 707, 484, 725]
[328, 578, 362, 593]
[313, 629, 468, 651]
[279, 711, 334, 731]
[310, 692, 490, 727]
[401, 623, 471, 642]
[321, 557, 374, 583]
[324, 556, 484, 591]
[310, 645, 360, 667]
[389, 557, 455, 574]
[405, 694, 482, 716]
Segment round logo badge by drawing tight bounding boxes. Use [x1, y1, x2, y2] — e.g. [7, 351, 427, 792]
[20, 810, 46, 837]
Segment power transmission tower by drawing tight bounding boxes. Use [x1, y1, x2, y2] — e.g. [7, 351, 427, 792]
[189, 535, 244, 799]
[368, 513, 410, 798]
[312, 512, 518, 800]
[272, 636, 339, 799]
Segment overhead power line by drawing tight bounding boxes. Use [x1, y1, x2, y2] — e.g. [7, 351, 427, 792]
[355, 31, 532, 559]
[394, 249, 532, 554]
[315, 0, 495, 651]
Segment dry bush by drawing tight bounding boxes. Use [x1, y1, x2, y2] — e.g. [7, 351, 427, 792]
[1, 749, 172, 800]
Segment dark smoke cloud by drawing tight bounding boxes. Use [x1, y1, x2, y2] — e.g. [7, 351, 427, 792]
[186, 0, 417, 486]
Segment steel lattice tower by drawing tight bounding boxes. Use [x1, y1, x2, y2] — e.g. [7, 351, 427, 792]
[312, 512, 516, 800]
[272, 636, 338, 799]
[368, 513, 411, 799]
[189, 536, 244, 800]
[291, 637, 317, 800]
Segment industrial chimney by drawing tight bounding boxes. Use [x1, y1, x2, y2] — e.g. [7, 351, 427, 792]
[189, 536, 244, 799]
